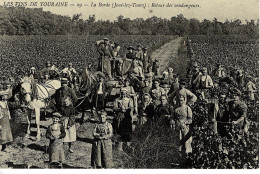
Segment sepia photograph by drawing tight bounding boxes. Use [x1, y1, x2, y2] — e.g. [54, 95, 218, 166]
[0, 0, 259, 170]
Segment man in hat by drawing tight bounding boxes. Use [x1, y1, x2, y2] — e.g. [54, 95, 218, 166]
[155, 95, 173, 125]
[130, 60, 144, 81]
[214, 64, 226, 79]
[138, 93, 155, 125]
[150, 78, 166, 106]
[169, 80, 197, 106]
[168, 72, 179, 95]
[126, 46, 136, 60]
[245, 76, 257, 101]
[40, 61, 52, 82]
[142, 47, 151, 73]
[153, 59, 161, 79]
[28, 67, 39, 84]
[140, 79, 152, 101]
[93, 72, 112, 112]
[97, 38, 113, 78]
[114, 59, 124, 79]
[61, 62, 78, 89]
[61, 62, 78, 78]
[227, 89, 247, 133]
[235, 69, 245, 90]
[172, 95, 193, 154]
[128, 72, 144, 93]
[113, 87, 134, 150]
[135, 45, 143, 65]
[193, 67, 213, 99]
[111, 43, 121, 77]
[53, 78, 78, 112]
[191, 63, 202, 90]
[215, 92, 229, 137]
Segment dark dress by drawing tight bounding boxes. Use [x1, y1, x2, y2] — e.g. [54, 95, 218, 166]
[46, 123, 66, 163]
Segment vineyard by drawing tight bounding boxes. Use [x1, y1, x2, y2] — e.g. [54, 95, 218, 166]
[0, 34, 259, 169]
[0, 35, 174, 79]
[183, 35, 259, 169]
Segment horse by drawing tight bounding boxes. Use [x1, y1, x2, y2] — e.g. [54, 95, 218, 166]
[20, 78, 61, 141]
[75, 66, 98, 122]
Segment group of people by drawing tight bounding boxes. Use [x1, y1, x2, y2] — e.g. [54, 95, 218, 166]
[0, 37, 258, 169]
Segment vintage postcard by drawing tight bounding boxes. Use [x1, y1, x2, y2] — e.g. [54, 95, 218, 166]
[0, 0, 259, 171]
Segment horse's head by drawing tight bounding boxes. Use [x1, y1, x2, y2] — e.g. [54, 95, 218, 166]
[20, 81, 32, 103]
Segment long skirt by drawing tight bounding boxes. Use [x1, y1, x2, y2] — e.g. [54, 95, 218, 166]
[113, 111, 132, 142]
[91, 139, 113, 168]
[0, 109, 13, 145]
[62, 118, 76, 143]
[49, 139, 65, 163]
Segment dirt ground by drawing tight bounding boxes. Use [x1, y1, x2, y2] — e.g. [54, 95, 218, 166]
[0, 37, 183, 169]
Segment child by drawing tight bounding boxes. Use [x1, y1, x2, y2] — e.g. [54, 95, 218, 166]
[61, 97, 76, 153]
[91, 111, 113, 168]
[0, 91, 13, 152]
[46, 112, 66, 167]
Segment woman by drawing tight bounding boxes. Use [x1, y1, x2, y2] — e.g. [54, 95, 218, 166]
[61, 97, 76, 153]
[91, 111, 113, 168]
[0, 91, 13, 152]
[46, 112, 66, 167]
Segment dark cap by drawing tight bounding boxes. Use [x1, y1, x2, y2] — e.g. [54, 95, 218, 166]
[153, 78, 160, 83]
[61, 78, 68, 84]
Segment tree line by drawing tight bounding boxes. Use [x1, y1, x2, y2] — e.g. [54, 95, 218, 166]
[0, 6, 258, 37]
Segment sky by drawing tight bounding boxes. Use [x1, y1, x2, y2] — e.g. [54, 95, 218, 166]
[1, 0, 259, 22]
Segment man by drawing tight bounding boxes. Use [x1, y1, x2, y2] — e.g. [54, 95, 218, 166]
[155, 95, 173, 125]
[138, 93, 155, 125]
[168, 73, 179, 95]
[128, 72, 144, 93]
[40, 61, 52, 81]
[152, 59, 160, 78]
[245, 76, 257, 101]
[173, 95, 193, 154]
[61, 63, 78, 78]
[97, 38, 113, 78]
[160, 71, 171, 94]
[53, 78, 78, 112]
[235, 69, 245, 90]
[61, 62, 78, 88]
[93, 72, 111, 112]
[28, 67, 39, 84]
[114, 59, 124, 80]
[150, 78, 166, 107]
[169, 80, 197, 106]
[111, 43, 121, 77]
[135, 44, 144, 67]
[191, 64, 202, 90]
[140, 79, 152, 101]
[193, 67, 214, 99]
[168, 68, 177, 84]
[142, 47, 150, 73]
[214, 64, 226, 79]
[91, 111, 113, 168]
[130, 60, 144, 81]
[126, 46, 136, 60]
[214, 92, 229, 137]
[113, 88, 134, 150]
[227, 89, 248, 134]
